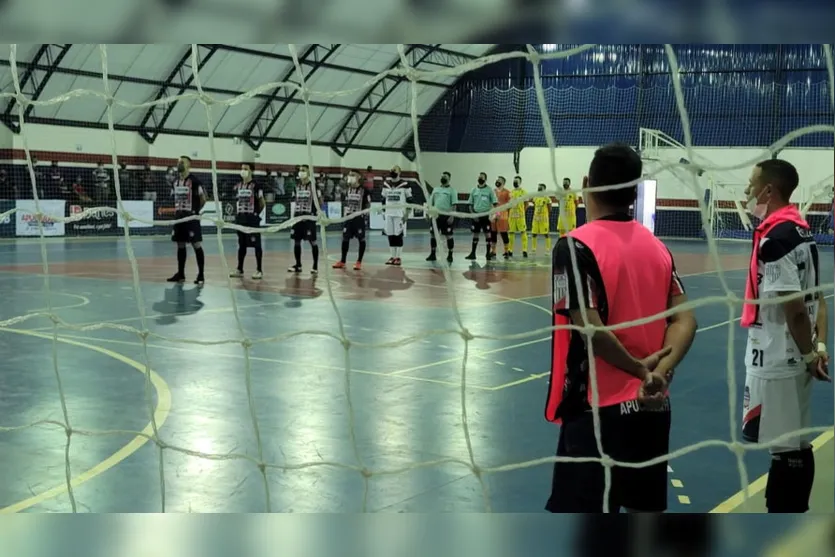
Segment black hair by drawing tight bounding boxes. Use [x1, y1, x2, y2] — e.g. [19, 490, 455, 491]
[478, 171, 487, 178]
[755, 159, 799, 201]
[563, 177, 571, 184]
[442, 171, 451, 177]
[366, 165, 372, 171]
[588, 143, 643, 208]
[241, 161, 255, 171]
[514, 175, 522, 181]
[496, 175, 506, 184]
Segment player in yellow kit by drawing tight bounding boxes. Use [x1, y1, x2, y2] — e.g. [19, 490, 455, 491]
[557, 177, 577, 236]
[530, 183, 552, 255]
[507, 175, 529, 257]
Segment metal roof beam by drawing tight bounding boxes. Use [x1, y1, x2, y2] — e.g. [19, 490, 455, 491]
[213, 44, 450, 89]
[136, 44, 219, 144]
[0, 59, 412, 123]
[242, 44, 341, 152]
[411, 45, 478, 68]
[18, 115, 406, 153]
[2, 44, 73, 132]
[330, 44, 445, 157]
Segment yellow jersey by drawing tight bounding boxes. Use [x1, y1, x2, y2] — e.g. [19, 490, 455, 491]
[509, 188, 526, 218]
[561, 193, 577, 217]
[533, 196, 551, 220]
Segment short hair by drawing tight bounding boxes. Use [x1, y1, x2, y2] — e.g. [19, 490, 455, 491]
[755, 159, 799, 201]
[299, 164, 309, 170]
[241, 161, 255, 171]
[442, 171, 451, 178]
[588, 143, 643, 208]
[496, 175, 506, 184]
[179, 155, 192, 163]
[514, 175, 522, 181]
[563, 177, 571, 184]
[478, 171, 487, 178]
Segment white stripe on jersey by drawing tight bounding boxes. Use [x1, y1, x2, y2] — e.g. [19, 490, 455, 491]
[383, 181, 411, 218]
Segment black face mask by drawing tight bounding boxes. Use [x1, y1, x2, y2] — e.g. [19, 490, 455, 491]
[495, 181, 501, 187]
[390, 171, 398, 178]
[513, 182, 520, 188]
[440, 177, 448, 185]
[177, 163, 185, 173]
[477, 178, 485, 185]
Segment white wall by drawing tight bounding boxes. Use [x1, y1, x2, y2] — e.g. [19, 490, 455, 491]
[10, 124, 415, 173]
[420, 146, 834, 204]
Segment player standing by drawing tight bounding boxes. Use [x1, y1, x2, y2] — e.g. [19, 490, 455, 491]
[530, 183, 553, 256]
[382, 165, 412, 266]
[465, 172, 498, 261]
[289, 164, 322, 274]
[545, 143, 697, 513]
[167, 155, 207, 285]
[507, 175, 529, 257]
[740, 159, 830, 513]
[426, 171, 457, 263]
[229, 162, 264, 279]
[491, 176, 511, 259]
[558, 177, 578, 237]
[333, 170, 371, 270]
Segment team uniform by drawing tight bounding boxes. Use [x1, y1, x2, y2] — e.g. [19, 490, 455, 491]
[335, 185, 371, 269]
[531, 195, 553, 254]
[289, 179, 320, 273]
[171, 174, 204, 244]
[491, 187, 511, 257]
[231, 180, 264, 278]
[382, 177, 412, 265]
[467, 184, 497, 260]
[546, 213, 685, 512]
[741, 218, 820, 511]
[427, 185, 457, 262]
[558, 192, 578, 236]
[508, 187, 529, 256]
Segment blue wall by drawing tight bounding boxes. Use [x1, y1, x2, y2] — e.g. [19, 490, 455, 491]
[412, 44, 834, 153]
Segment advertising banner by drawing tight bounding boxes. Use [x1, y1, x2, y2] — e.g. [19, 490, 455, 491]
[369, 202, 384, 230]
[15, 200, 66, 237]
[117, 200, 154, 229]
[68, 204, 116, 235]
[265, 200, 290, 225]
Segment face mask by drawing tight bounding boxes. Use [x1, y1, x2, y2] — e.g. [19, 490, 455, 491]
[299, 171, 308, 180]
[240, 170, 250, 179]
[495, 181, 502, 187]
[477, 178, 485, 185]
[440, 177, 448, 185]
[513, 181, 520, 188]
[746, 190, 769, 219]
[390, 170, 398, 178]
[347, 175, 357, 185]
[177, 163, 185, 173]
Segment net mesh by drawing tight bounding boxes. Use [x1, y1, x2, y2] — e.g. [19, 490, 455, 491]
[0, 43, 833, 513]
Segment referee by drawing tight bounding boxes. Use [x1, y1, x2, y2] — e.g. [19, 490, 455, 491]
[545, 143, 698, 513]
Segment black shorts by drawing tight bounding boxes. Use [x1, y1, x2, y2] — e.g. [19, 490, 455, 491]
[236, 229, 261, 247]
[431, 215, 455, 236]
[291, 218, 317, 242]
[171, 219, 202, 243]
[470, 216, 491, 234]
[546, 398, 671, 513]
[342, 216, 366, 241]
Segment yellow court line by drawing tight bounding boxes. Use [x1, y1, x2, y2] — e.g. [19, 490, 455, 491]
[709, 428, 834, 513]
[0, 328, 171, 514]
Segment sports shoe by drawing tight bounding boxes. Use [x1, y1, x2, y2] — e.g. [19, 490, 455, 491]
[333, 261, 346, 269]
[252, 271, 263, 280]
[167, 273, 185, 283]
[426, 253, 436, 261]
[446, 252, 453, 263]
[393, 258, 401, 266]
[288, 265, 302, 273]
[353, 262, 362, 270]
[229, 269, 243, 278]
[311, 268, 319, 275]
[194, 275, 204, 286]
[385, 258, 395, 265]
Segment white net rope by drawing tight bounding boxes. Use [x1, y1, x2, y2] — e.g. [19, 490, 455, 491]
[0, 43, 832, 513]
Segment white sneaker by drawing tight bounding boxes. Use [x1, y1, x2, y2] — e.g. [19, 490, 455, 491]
[310, 268, 319, 275]
[252, 271, 263, 280]
[229, 269, 243, 278]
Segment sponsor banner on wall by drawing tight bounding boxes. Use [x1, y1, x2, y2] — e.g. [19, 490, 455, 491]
[117, 200, 154, 228]
[0, 200, 14, 237]
[68, 204, 116, 234]
[15, 200, 66, 237]
[265, 201, 290, 225]
[326, 201, 341, 221]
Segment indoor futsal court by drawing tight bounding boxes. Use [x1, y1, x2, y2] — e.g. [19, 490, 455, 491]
[0, 231, 831, 514]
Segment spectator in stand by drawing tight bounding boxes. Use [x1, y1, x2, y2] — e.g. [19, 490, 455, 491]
[364, 165, 375, 191]
[71, 175, 93, 204]
[0, 169, 9, 199]
[46, 161, 65, 199]
[93, 161, 110, 202]
[139, 164, 155, 201]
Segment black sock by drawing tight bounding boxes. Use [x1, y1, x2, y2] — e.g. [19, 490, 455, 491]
[294, 242, 302, 267]
[312, 243, 319, 269]
[341, 240, 349, 263]
[430, 237, 437, 253]
[447, 237, 454, 251]
[194, 247, 205, 275]
[254, 243, 263, 272]
[501, 232, 509, 246]
[237, 245, 246, 271]
[177, 247, 186, 275]
[358, 240, 366, 262]
[471, 238, 478, 253]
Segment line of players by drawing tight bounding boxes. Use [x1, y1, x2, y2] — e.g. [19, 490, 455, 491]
[163, 155, 581, 280]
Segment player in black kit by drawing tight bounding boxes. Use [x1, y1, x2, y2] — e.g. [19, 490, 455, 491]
[289, 164, 322, 274]
[333, 170, 371, 271]
[229, 162, 265, 279]
[167, 155, 207, 285]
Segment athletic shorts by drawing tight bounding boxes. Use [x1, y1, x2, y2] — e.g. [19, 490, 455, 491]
[471, 216, 491, 234]
[531, 219, 550, 235]
[431, 215, 455, 236]
[742, 372, 812, 452]
[508, 216, 527, 233]
[383, 216, 406, 236]
[546, 398, 671, 513]
[558, 217, 576, 235]
[171, 219, 202, 243]
[342, 216, 366, 241]
[236, 229, 261, 248]
[291, 218, 317, 242]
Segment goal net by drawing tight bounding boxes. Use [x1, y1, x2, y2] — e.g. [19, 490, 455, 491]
[0, 44, 833, 516]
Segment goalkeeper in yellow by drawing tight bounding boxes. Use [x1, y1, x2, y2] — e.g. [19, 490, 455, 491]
[507, 175, 529, 257]
[557, 177, 578, 236]
[530, 183, 553, 255]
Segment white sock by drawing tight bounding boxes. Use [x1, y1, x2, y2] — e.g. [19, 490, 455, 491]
[395, 247, 402, 258]
[390, 246, 396, 257]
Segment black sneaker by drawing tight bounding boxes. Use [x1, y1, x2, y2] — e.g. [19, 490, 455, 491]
[465, 252, 476, 260]
[522, 251, 528, 258]
[446, 252, 453, 263]
[288, 265, 302, 273]
[167, 273, 185, 283]
[194, 275, 204, 286]
[426, 253, 437, 262]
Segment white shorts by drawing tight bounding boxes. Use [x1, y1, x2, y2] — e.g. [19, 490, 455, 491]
[742, 373, 812, 453]
[384, 216, 406, 236]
